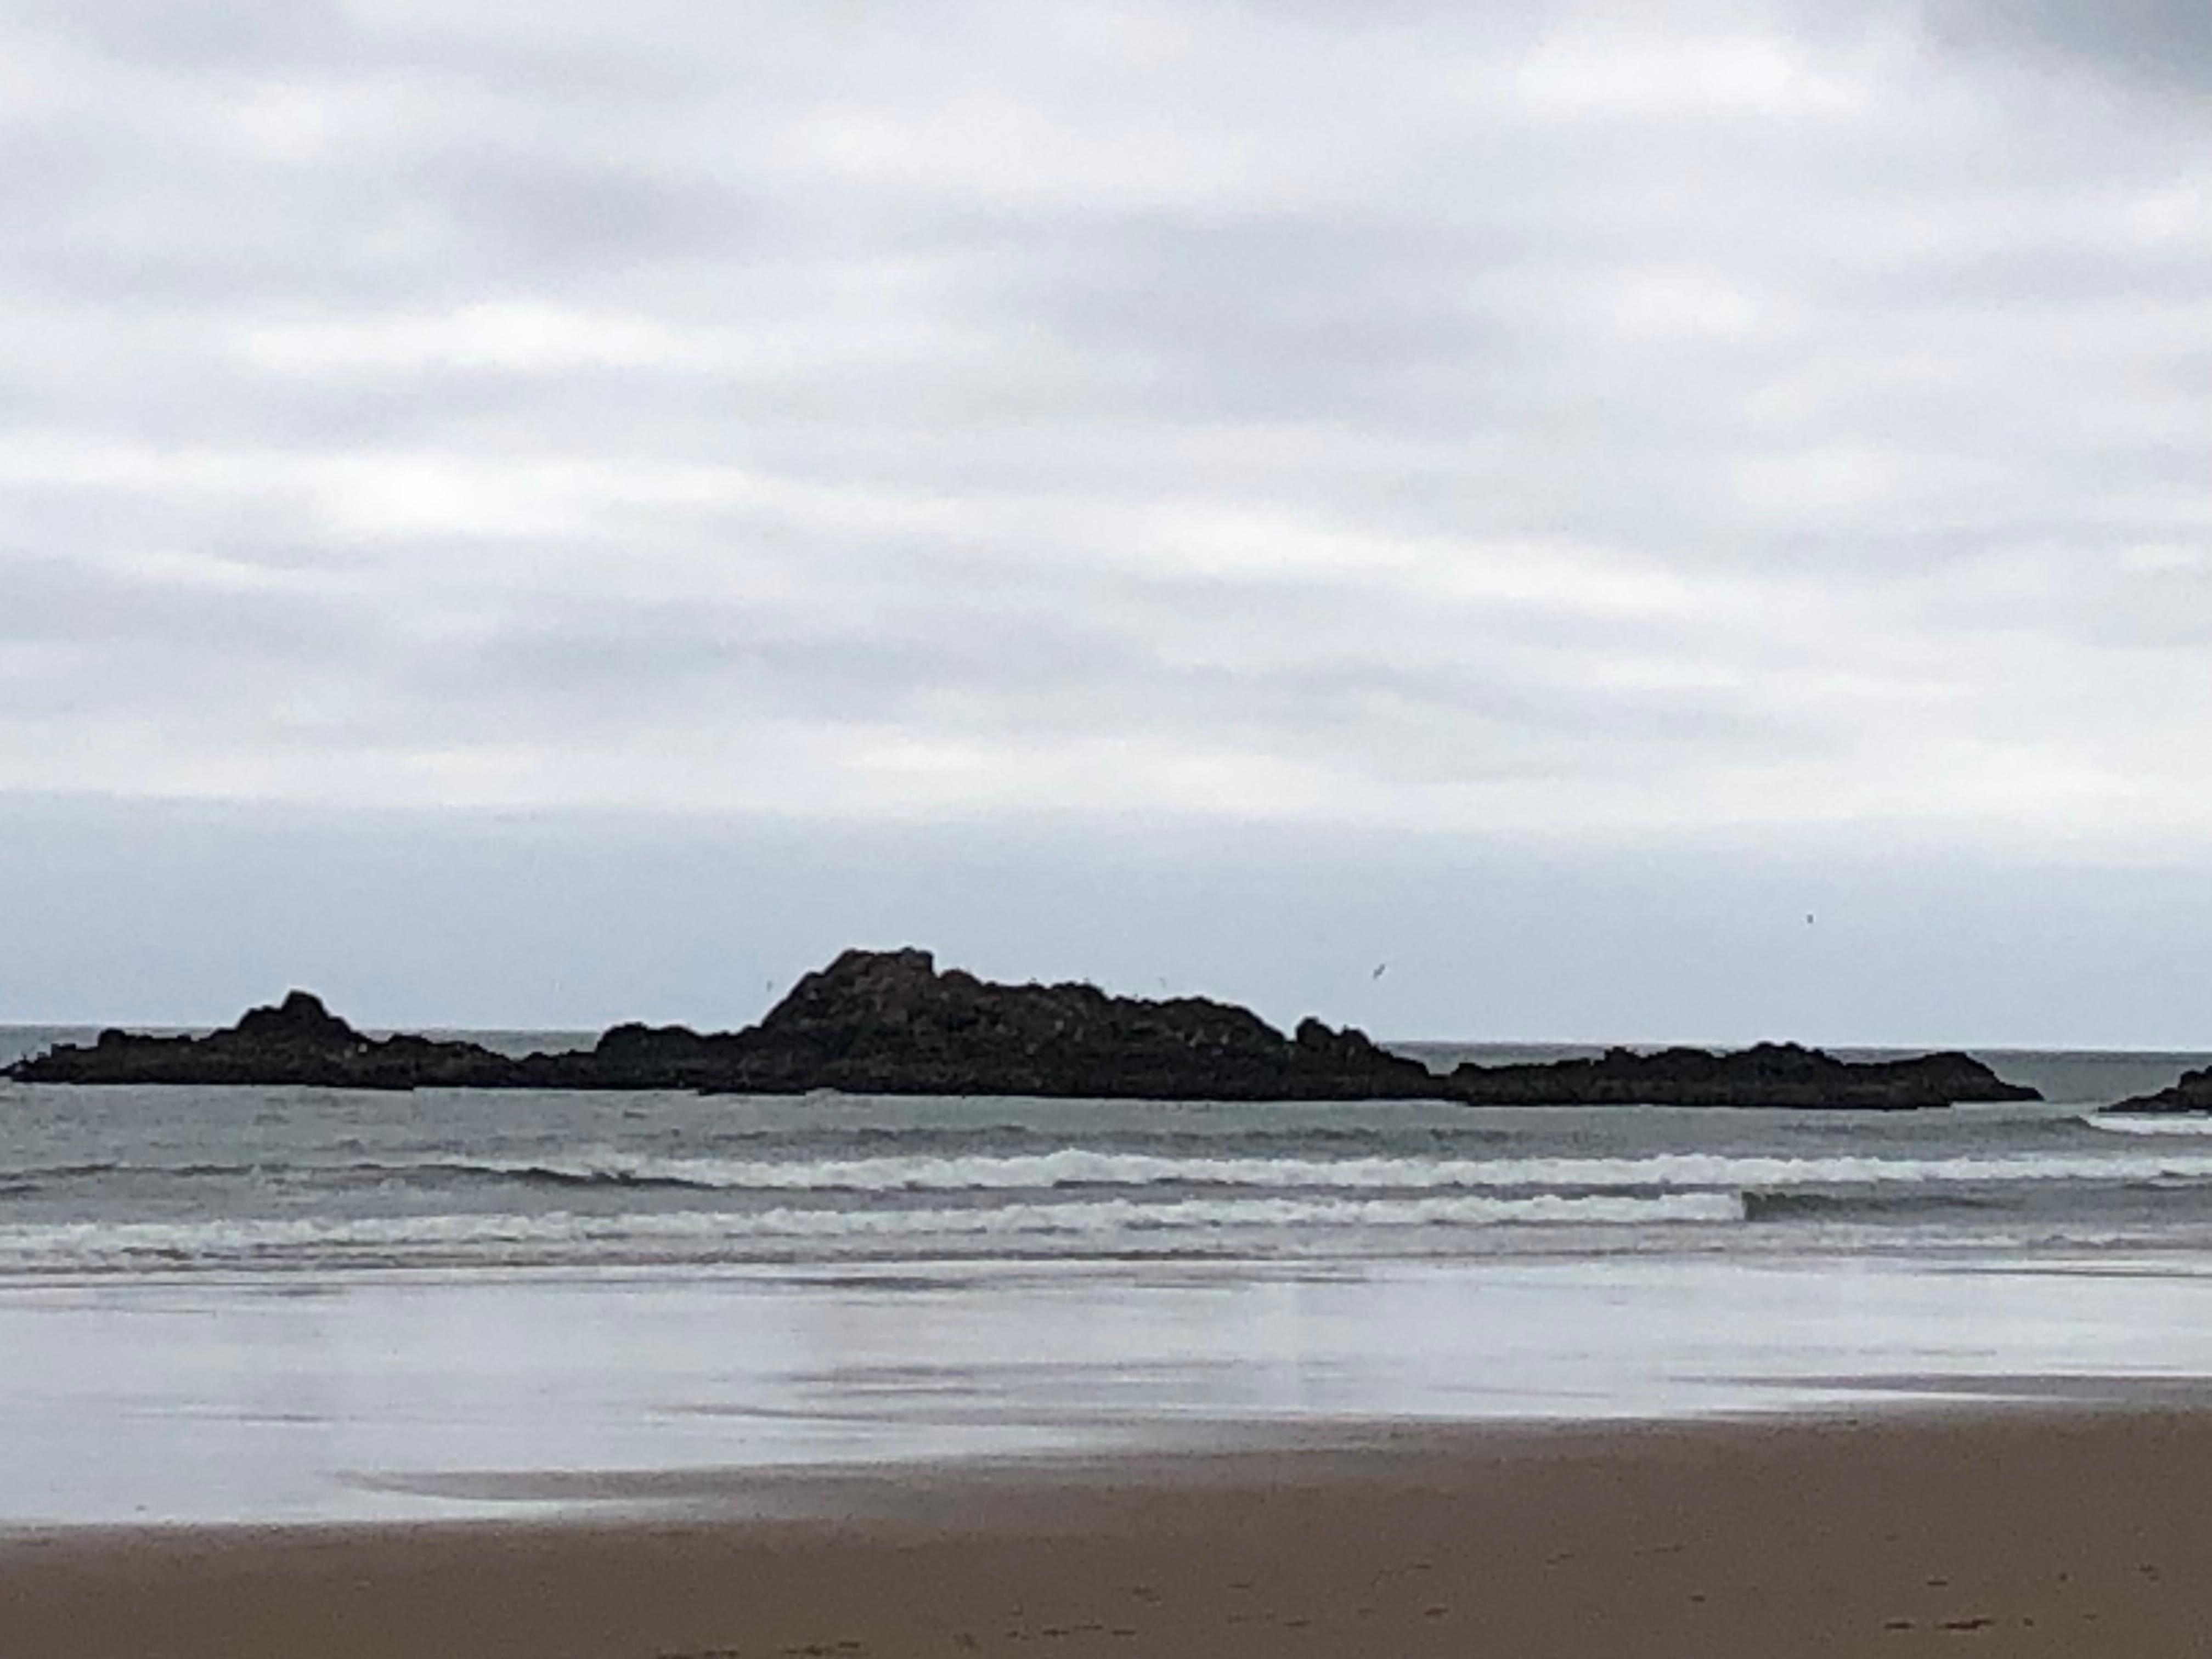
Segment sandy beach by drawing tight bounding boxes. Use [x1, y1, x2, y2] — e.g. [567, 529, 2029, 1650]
[9, 1404, 2212, 1657]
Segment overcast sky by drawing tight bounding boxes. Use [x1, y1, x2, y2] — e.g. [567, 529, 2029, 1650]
[3, 2, 2209, 1039]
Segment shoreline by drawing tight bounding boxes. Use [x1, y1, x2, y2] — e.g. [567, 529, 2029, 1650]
[19, 1251, 2212, 1530]
[8, 1404, 2212, 1656]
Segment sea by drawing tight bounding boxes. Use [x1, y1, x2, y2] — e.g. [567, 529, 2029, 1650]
[12, 1032, 2212, 1526]
[0, 1032, 2208, 1276]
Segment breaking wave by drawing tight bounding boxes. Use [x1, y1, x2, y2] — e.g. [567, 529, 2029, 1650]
[0, 1190, 1743, 1273]
[410, 1147, 2212, 1195]
[2084, 1114, 2212, 1136]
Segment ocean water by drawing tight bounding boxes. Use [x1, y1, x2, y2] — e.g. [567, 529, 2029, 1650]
[1, 1032, 2207, 1278]
[10, 1034, 2212, 1525]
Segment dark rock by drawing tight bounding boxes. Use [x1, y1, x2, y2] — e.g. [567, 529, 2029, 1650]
[1445, 1042, 2036, 1109]
[2101, 1066, 2212, 1116]
[698, 947, 1443, 1099]
[520, 1020, 746, 1091]
[5, 990, 518, 1090]
[1, 949, 2042, 1107]
[232, 989, 359, 1049]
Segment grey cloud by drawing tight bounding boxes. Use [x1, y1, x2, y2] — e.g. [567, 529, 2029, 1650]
[0, 556, 330, 651]
[10, 0, 353, 70]
[374, 556, 1826, 794]
[0, 0, 2207, 840]
[1921, 0, 2212, 91]
[430, 602, 1142, 729]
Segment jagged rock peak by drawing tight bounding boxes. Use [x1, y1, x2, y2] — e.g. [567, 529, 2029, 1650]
[760, 946, 958, 1029]
[230, 990, 360, 1048]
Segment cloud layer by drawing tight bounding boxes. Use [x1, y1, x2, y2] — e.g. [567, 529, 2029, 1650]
[4, 0, 2209, 845]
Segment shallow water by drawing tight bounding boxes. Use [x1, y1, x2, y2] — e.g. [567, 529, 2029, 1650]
[12, 1253, 2212, 1526]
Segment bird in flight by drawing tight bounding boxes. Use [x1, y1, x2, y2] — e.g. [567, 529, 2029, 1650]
[1372, 962, 1389, 979]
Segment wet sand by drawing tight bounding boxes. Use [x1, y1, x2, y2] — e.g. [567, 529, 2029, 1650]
[10, 1406, 2212, 1657]
[26, 1255, 2212, 1527]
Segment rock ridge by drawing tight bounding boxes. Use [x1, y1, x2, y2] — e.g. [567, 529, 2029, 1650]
[4, 947, 2040, 1108]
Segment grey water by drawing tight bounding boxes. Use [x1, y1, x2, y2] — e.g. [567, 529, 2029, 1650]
[3, 1030, 2208, 1278]
[12, 1031, 2212, 1526]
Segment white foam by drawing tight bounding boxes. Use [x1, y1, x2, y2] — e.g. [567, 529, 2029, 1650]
[2083, 1114, 2212, 1136]
[441, 1146, 2212, 1195]
[0, 1190, 1742, 1271]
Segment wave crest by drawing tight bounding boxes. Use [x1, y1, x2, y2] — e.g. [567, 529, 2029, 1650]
[414, 1146, 2212, 1196]
[0, 1189, 1743, 1272]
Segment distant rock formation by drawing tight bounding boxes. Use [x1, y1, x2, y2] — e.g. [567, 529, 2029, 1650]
[2100, 1068, 2212, 1115]
[3, 948, 2040, 1108]
[11, 990, 520, 1089]
[1441, 1042, 2039, 1109]
[696, 946, 1440, 1099]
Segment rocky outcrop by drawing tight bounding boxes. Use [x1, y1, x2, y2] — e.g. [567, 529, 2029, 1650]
[2, 949, 2041, 1107]
[1442, 1042, 2037, 1109]
[0, 956, 1429, 1099]
[10, 991, 520, 1090]
[2101, 1068, 2212, 1116]
[693, 946, 1440, 1099]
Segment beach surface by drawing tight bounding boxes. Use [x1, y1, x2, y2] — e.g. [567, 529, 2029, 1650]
[9, 1406, 2212, 1657]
